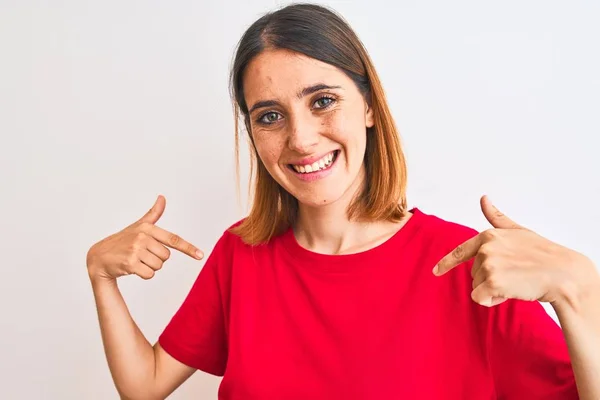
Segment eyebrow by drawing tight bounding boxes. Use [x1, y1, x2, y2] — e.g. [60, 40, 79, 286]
[248, 83, 342, 114]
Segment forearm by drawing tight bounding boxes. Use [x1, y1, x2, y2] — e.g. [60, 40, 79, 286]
[553, 259, 600, 400]
[90, 275, 158, 399]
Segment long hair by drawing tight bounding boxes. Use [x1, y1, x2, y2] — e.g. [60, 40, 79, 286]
[228, 3, 408, 245]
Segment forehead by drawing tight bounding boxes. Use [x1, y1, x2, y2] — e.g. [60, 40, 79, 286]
[243, 49, 348, 102]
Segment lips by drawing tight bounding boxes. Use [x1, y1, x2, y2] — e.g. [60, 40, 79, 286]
[289, 150, 337, 174]
[286, 150, 340, 181]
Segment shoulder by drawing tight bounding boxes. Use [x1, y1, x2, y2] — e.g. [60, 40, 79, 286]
[212, 218, 247, 251]
[413, 207, 480, 247]
[196, 218, 249, 282]
[406, 207, 483, 268]
[210, 217, 269, 257]
[414, 207, 478, 237]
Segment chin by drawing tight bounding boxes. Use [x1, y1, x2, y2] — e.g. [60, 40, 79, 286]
[292, 188, 347, 208]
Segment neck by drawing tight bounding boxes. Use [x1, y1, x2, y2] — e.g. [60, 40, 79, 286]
[294, 167, 376, 255]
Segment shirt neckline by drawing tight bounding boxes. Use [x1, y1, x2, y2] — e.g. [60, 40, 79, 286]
[278, 207, 424, 271]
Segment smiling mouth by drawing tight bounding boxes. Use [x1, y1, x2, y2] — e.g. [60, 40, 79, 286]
[288, 150, 340, 174]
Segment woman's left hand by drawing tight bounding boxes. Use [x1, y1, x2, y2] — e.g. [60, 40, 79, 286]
[433, 195, 597, 307]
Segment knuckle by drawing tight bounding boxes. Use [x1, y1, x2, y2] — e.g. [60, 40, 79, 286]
[486, 273, 500, 289]
[186, 243, 196, 255]
[452, 245, 465, 260]
[168, 234, 181, 247]
[135, 231, 147, 242]
[481, 229, 497, 241]
[130, 234, 147, 253]
[478, 243, 492, 257]
[125, 254, 138, 267]
[129, 242, 141, 255]
[481, 261, 495, 274]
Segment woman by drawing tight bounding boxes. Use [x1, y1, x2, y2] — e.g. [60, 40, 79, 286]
[86, 3, 599, 399]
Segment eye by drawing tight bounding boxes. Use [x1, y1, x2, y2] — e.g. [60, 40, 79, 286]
[258, 112, 282, 125]
[314, 96, 336, 109]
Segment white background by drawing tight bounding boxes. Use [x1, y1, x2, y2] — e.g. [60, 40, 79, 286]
[1, 0, 598, 398]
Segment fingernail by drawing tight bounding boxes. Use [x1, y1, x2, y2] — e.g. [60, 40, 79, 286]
[432, 265, 439, 275]
[196, 250, 204, 259]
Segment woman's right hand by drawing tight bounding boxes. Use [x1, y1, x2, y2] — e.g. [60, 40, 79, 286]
[86, 195, 204, 282]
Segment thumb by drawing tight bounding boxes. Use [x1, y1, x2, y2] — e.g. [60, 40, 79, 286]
[480, 195, 524, 230]
[138, 195, 166, 225]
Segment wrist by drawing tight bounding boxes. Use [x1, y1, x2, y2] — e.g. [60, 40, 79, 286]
[551, 254, 598, 315]
[87, 264, 116, 287]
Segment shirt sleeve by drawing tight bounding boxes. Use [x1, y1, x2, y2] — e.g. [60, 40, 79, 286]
[158, 233, 229, 376]
[487, 298, 579, 399]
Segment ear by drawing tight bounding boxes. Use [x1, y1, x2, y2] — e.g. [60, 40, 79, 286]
[365, 102, 374, 128]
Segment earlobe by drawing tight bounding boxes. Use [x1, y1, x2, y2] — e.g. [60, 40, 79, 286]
[365, 104, 375, 128]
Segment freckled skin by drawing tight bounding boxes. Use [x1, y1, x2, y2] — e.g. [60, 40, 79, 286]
[243, 49, 374, 209]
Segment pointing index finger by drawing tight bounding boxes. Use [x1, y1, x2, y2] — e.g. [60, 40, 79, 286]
[433, 234, 482, 276]
[143, 224, 204, 260]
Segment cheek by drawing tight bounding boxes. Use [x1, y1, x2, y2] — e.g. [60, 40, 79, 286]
[253, 134, 284, 168]
[320, 109, 341, 129]
[321, 109, 365, 148]
[319, 110, 349, 144]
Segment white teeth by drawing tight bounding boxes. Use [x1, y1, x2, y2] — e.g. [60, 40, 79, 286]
[291, 151, 336, 174]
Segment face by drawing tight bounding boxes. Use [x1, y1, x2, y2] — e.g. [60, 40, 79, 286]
[243, 48, 374, 208]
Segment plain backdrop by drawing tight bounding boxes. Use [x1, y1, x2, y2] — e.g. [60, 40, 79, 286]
[1, 0, 598, 398]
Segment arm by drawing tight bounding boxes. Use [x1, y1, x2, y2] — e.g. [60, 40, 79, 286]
[552, 257, 600, 400]
[90, 275, 196, 400]
[434, 196, 596, 397]
[86, 195, 214, 399]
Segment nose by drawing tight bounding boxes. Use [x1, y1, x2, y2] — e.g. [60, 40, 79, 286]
[286, 114, 319, 154]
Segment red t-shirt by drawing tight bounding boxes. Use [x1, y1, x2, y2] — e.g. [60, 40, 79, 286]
[159, 208, 578, 399]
